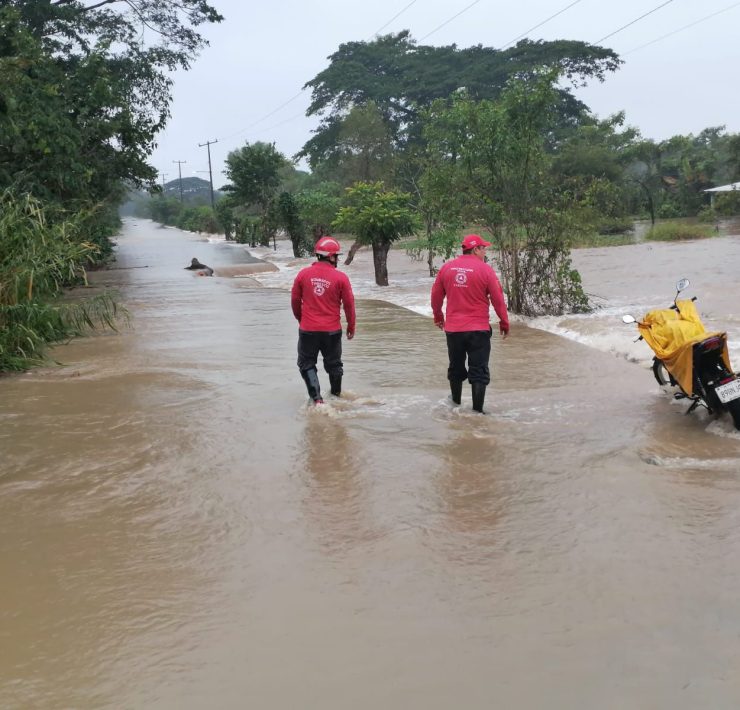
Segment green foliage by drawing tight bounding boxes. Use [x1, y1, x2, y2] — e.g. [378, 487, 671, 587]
[405, 223, 461, 276]
[276, 192, 309, 257]
[0, 192, 122, 371]
[333, 181, 418, 285]
[0, 1, 221, 258]
[224, 141, 289, 246]
[176, 206, 220, 233]
[334, 182, 417, 245]
[295, 183, 342, 240]
[646, 222, 715, 242]
[304, 101, 397, 185]
[214, 195, 238, 239]
[224, 142, 288, 210]
[713, 191, 740, 216]
[302, 32, 621, 166]
[421, 72, 592, 315]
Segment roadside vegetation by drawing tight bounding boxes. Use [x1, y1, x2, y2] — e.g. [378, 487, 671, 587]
[0, 1, 222, 372]
[646, 222, 716, 241]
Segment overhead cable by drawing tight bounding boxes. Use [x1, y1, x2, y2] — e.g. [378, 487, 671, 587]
[217, 0, 425, 145]
[501, 0, 585, 50]
[624, 1, 740, 54]
[595, 0, 674, 44]
[419, 0, 483, 41]
[372, 0, 419, 36]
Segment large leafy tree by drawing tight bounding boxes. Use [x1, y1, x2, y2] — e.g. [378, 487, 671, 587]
[300, 31, 621, 166]
[224, 141, 289, 246]
[0, 1, 222, 208]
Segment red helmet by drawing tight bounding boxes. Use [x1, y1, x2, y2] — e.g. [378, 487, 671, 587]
[314, 236, 342, 257]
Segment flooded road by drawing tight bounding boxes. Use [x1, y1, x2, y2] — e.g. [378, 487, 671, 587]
[2, 221, 740, 708]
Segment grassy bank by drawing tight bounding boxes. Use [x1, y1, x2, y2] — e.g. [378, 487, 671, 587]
[645, 221, 716, 241]
[0, 193, 123, 372]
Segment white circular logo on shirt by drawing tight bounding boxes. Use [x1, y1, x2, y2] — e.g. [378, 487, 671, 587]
[455, 272, 467, 285]
[314, 284, 325, 296]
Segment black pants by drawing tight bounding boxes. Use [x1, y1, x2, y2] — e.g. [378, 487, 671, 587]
[446, 330, 492, 385]
[297, 330, 343, 376]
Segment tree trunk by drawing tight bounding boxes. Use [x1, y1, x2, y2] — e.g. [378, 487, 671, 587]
[343, 239, 363, 265]
[372, 241, 390, 286]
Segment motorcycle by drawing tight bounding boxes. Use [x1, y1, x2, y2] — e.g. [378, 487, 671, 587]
[622, 279, 740, 430]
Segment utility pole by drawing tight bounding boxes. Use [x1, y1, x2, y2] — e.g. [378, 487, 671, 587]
[160, 172, 167, 191]
[173, 160, 186, 203]
[198, 139, 218, 208]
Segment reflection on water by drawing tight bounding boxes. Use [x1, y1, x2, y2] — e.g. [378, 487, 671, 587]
[3, 220, 740, 708]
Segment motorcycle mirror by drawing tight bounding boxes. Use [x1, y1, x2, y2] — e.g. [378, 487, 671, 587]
[676, 278, 690, 292]
[622, 315, 636, 324]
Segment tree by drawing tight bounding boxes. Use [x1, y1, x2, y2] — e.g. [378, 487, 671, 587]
[276, 192, 309, 257]
[422, 72, 590, 315]
[224, 141, 288, 246]
[295, 183, 341, 240]
[305, 101, 396, 186]
[333, 181, 417, 286]
[1, 1, 222, 196]
[402, 146, 463, 276]
[0, 1, 222, 260]
[300, 32, 621, 166]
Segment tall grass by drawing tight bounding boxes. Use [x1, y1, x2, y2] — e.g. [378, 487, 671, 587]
[0, 192, 122, 372]
[646, 222, 715, 242]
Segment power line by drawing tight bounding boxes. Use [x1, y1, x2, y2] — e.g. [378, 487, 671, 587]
[595, 0, 675, 45]
[218, 90, 307, 142]
[372, 0, 418, 36]
[623, 1, 740, 55]
[419, 0, 483, 41]
[501, 0, 585, 50]
[216, 0, 428, 145]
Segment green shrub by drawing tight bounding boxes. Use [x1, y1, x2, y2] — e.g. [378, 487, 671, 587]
[713, 191, 740, 217]
[646, 221, 714, 242]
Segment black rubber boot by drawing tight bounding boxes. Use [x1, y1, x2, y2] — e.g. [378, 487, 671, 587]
[301, 368, 323, 404]
[449, 380, 463, 405]
[329, 373, 342, 397]
[471, 383, 487, 413]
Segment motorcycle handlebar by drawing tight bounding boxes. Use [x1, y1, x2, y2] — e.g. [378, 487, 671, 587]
[670, 296, 698, 310]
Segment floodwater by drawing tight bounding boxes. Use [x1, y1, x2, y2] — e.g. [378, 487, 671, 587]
[2, 220, 740, 709]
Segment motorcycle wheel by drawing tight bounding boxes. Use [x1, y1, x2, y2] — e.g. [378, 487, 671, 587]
[727, 399, 740, 431]
[652, 359, 671, 386]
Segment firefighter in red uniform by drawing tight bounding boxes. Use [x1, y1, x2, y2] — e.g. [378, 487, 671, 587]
[291, 237, 356, 405]
[431, 234, 509, 413]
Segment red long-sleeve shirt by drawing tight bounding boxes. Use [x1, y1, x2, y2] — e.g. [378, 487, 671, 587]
[291, 261, 356, 333]
[431, 255, 509, 332]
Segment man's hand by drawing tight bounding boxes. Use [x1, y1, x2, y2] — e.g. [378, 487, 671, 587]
[499, 322, 509, 339]
[347, 329, 355, 340]
[434, 318, 445, 330]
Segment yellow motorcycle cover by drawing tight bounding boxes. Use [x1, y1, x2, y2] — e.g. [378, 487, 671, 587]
[637, 299, 732, 396]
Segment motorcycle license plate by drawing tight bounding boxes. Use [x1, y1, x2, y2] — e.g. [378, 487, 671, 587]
[715, 379, 740, 404]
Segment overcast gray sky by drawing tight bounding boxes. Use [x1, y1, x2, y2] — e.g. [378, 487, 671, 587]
[150, 0, 740, 187]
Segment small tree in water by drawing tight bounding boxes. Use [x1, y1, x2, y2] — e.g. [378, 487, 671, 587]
[333, 181, 417, 286]
[422, 71, 591, 315]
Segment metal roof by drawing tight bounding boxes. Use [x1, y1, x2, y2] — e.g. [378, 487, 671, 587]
[704, 182, 740, 192]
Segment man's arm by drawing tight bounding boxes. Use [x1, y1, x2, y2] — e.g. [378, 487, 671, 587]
[341, 275, 356, 339]
[430, 268, 447, 329]
[290, 273, 303, 322]
[487, 270, 509, 337]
